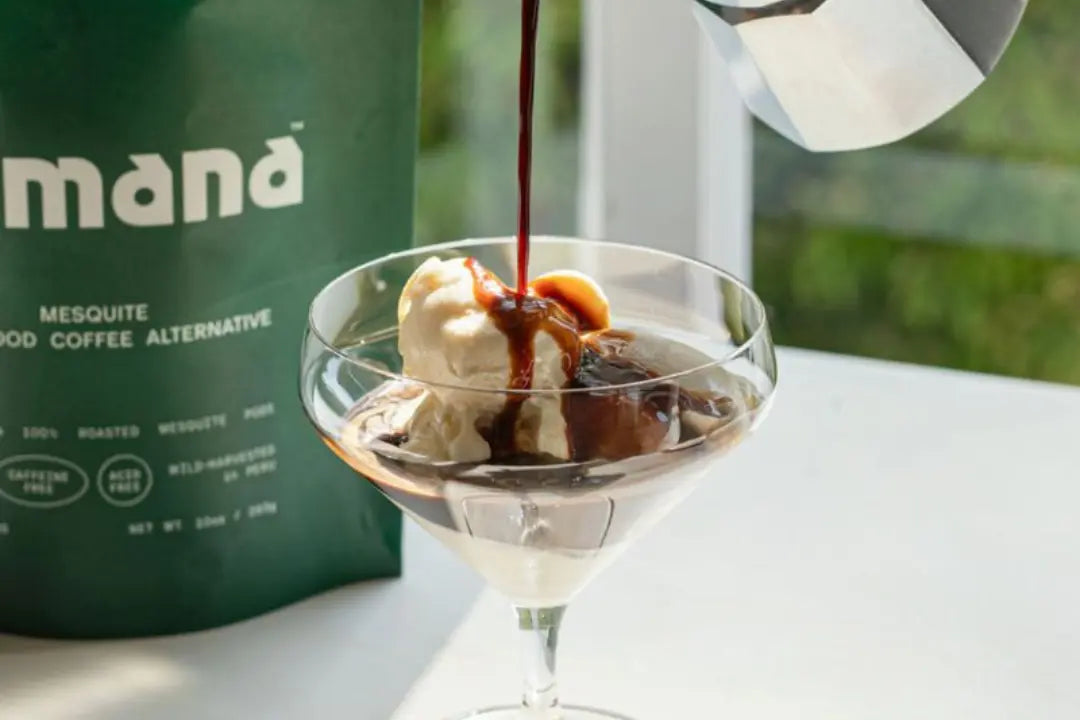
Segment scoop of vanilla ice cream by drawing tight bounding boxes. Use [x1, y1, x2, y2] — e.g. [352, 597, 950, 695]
[395, 257, 577, 462]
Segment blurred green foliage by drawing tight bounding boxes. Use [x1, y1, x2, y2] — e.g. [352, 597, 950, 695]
[415, 0, 581, 245]
[755, 0, 1080, 385]
[756, 223, 1080, 384]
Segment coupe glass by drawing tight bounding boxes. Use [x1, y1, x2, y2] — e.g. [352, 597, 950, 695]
[301, 237, 777, 720]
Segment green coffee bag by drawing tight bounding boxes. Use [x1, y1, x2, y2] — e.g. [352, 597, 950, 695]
[0, 0, 419, 638]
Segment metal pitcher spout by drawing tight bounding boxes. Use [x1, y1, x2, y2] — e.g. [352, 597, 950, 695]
[694, 0, 1028, 152]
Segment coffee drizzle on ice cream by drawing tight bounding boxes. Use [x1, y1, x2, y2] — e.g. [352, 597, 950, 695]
[467, 258, 720, 463]
[462, 0, 735, 463]
[465, 258, 581, 459]
[470, 0, 572, 458]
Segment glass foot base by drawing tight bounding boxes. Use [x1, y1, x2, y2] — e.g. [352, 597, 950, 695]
[450, 706, 635, 720]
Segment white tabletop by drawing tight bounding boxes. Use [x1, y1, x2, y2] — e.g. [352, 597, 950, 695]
[4, 349, 1080, 719]
[0, 523, 483, 720]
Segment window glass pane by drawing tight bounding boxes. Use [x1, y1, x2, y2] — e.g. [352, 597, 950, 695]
[415, 0, 582, 245]
[752, 3, 1080, 384]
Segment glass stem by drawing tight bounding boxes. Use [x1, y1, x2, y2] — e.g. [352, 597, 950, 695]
[516, 605, 567, 717]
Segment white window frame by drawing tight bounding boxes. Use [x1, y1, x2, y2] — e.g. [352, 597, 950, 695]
[579, 0, 754, 283]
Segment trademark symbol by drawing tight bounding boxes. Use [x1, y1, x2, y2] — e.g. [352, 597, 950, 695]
[290, 121, 305, 132]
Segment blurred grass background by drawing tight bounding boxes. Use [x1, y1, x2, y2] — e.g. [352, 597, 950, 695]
[416, 1, 1080, 385]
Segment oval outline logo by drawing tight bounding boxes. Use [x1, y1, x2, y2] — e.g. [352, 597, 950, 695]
[96, 454, 154, 508]
[0, 454, 91, 509]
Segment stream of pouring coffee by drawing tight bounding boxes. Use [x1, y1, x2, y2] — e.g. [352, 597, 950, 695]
[516, 0, 541, 293]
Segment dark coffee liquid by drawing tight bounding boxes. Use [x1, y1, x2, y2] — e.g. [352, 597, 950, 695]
[564, 334, 677, 462]
[516, 0, 541, 294]
[566, 333, 739, 461]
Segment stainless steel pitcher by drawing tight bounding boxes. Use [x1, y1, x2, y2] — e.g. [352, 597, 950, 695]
[694, 0, 1028, 151]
